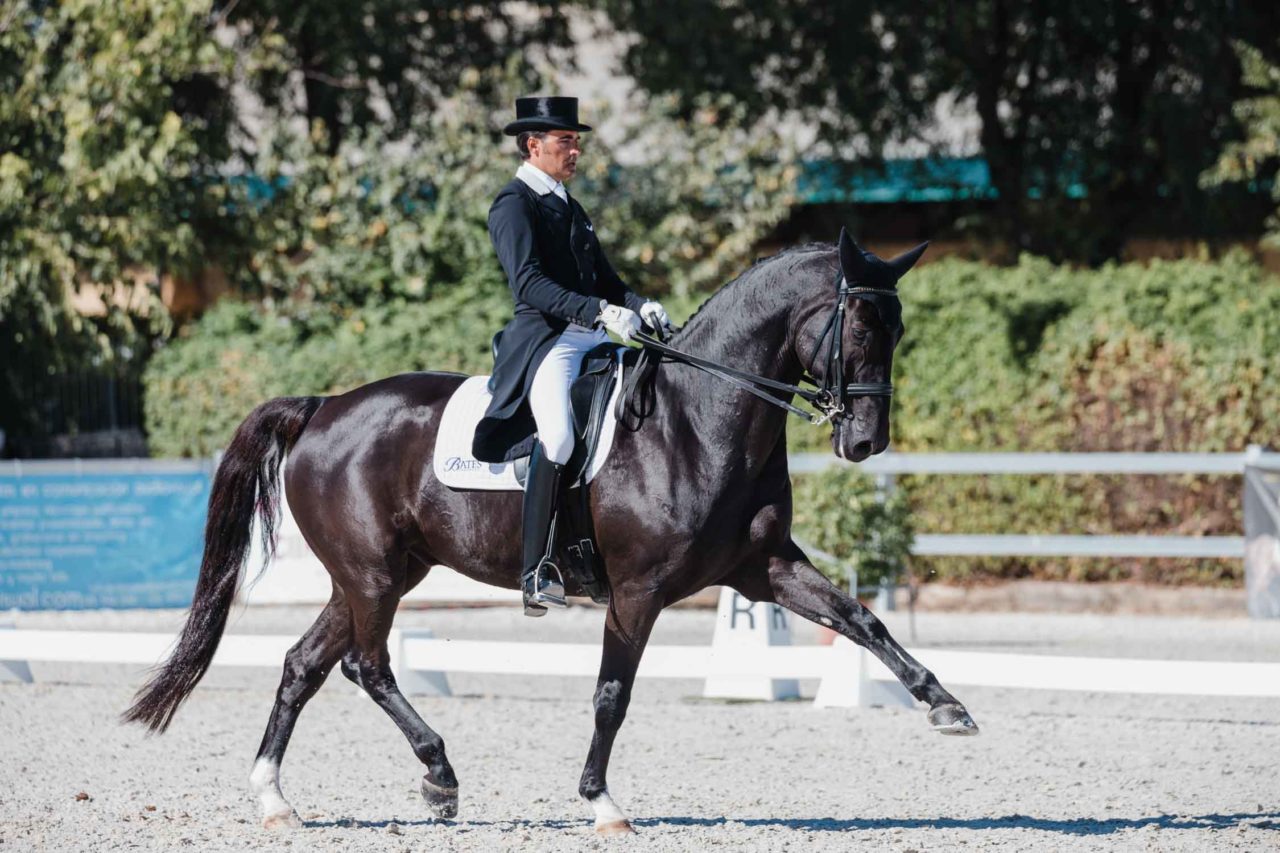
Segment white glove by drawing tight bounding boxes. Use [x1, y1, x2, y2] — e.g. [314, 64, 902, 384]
[639, 301, 673, 334]
[598, 303, 642, 343]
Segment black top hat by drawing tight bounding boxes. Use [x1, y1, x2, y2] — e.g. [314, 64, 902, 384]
[503, 96, 593, 136]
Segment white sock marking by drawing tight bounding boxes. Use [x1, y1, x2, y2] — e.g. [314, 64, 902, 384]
[249, 757, 294, 820]
[590, 791, 629, 826]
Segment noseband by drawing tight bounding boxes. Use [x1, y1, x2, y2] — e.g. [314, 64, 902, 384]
[631, 273, 900, 426]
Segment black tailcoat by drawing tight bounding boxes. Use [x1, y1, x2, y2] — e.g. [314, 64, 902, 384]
[472, 178, 646, 463]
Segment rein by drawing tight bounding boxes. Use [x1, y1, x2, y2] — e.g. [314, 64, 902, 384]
[632, 276, 898, 426]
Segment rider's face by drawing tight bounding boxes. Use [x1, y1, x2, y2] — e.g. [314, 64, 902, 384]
[528, 131, 581, 183]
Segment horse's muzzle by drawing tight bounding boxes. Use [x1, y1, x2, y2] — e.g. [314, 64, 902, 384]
[832, 421, 885, 462]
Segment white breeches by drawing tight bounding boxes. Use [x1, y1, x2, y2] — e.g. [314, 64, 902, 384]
[529, 325, 610, 465]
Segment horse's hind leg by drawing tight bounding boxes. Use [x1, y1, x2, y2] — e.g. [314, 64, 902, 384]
[729, 545, 979, 735]
[339, 585, 459, 820]
[251, 595, 351, 829]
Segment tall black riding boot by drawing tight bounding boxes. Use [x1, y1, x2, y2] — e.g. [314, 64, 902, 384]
[521, 450, 567, 617]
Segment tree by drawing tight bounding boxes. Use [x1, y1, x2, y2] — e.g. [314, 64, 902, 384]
[1205, 39, 1280, 247]
[595, 0, 1280, 262]
[0, 0, 237, 447]
[225, 79, 799, 308]
[216, 0, 572, 152]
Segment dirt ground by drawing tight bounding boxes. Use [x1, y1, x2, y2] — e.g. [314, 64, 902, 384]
[1, 605, 1278, 852]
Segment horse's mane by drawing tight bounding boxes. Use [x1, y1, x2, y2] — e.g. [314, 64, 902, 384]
[674, 242, 837, 341]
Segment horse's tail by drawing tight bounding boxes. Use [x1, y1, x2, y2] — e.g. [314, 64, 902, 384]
[122, 395, 324, 733]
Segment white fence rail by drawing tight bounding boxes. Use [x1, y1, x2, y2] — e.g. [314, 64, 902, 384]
[4, 626, 1279, 704]
[789, 450, 1278, 476]
[791, 447, 1279, 563]
[911, 534, 1244, 558]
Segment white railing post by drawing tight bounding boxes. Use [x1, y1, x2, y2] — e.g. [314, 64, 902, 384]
[873, 469, 898, 612]
[0, 622, 33, 684]
[1244, 444, 1280, 619]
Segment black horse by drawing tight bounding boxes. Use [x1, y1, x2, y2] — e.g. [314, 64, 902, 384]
[124, 229, 978, 835]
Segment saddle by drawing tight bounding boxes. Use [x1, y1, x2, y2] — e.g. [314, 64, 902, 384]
[487, 330, 623, 490]
[433, 331, 627, 604]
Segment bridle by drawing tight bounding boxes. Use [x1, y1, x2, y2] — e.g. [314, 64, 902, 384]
[631, 273, 900, 426]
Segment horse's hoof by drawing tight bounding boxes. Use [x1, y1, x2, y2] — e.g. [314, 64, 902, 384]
[262, 809, 303, 830]
[596, 819, 635, 836]
[929, 703, 980, 736]
[422, 777, 459, 820]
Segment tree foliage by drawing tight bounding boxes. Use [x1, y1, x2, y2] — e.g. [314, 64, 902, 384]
[226, 77, 799, 308]
[791, 467, 914, 590]
[0, 0, 237, 443]
[1206, 39, 1280, 247]
[596, 0, 1280, 262]
[217, 0, 571, 151]
[144, 77, 799, 455]
[149, 245, 1278, 586]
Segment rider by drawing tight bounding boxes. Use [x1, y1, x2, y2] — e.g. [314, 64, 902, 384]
[472, 96, 672, 617]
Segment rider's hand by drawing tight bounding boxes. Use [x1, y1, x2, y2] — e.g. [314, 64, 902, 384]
[639, 301, 673, 335]
[598, 304, 642, 343]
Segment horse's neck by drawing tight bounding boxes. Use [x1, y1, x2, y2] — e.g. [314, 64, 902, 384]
[651, 273, 809, 475]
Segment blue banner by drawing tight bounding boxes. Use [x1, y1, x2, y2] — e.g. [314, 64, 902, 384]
[0, 463, 212, 610]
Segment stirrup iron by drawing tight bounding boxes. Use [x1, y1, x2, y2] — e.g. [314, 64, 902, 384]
[523, 506, 567, 616]
[522, 558, 567, 616]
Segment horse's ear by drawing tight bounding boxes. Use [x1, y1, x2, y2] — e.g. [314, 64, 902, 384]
[838, 227, 868, 283]
[886, 241, 929, 278]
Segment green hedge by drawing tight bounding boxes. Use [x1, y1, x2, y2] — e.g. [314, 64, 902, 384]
[790, 251, 1277, 586]
[144, 287, 511, 457]
[791, 468, 913, 590]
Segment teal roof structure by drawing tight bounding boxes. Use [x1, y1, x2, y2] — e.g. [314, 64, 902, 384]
[798, 157, 1088, 204]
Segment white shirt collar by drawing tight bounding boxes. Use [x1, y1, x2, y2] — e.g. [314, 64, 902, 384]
[516, 161, 566, 200]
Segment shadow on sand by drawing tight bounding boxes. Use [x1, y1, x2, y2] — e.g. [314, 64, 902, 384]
[633, 811, 1280, 836]
[305, 811, 1278, 836]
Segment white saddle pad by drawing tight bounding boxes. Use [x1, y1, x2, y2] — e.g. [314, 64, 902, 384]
[432, 354, 626, 491]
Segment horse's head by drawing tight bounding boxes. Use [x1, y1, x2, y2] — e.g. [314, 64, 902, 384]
[794, 228, 926, 462]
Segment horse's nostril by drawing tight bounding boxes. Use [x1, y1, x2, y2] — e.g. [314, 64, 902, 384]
[850, 440, 873, 459]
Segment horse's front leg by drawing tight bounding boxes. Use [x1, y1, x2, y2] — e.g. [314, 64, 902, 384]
[577, 590, 662, 835]
[730, 544, 979, 735]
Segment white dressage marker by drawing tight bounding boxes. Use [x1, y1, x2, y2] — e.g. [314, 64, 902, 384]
[813, 636, 916, 709]
[703, 588, 800, 700]
[387, 628, 451, 697]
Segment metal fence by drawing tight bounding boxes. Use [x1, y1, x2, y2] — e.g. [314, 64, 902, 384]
[791, 447, 1277, 559]
[4, 367, 146, 458]
[793, 446, 1280, 617]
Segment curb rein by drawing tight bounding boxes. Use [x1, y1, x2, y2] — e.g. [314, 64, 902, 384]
[631, 274, 898, 427]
